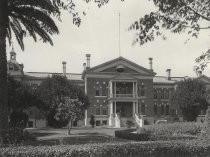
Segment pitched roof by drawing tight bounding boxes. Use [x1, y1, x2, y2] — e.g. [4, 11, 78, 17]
[25, 72, 83, 81]
[153, 76, 186, 84]
[86, 56, 156, 76]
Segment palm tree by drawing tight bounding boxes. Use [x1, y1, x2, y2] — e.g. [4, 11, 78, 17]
[0, 0, 9, 133]
[0, 0, 61, 133]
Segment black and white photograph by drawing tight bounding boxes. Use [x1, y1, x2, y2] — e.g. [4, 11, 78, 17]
[0, 0, 210, 156]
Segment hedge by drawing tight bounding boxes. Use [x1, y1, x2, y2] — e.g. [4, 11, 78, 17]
[0, 140, 209, 157]
[115, 129, 150, 141]
[115, 128, 197, 141]
[141, 122, 206, 136]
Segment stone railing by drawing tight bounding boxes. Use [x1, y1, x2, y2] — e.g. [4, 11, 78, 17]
[134, 114, 144, 128]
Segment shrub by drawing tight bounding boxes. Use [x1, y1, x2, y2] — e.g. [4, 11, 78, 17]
[141, 122, 205, 136]
[0, 140, 209, 157]
[115, 129, 150, 141]
[90, 115, 95, 128]
[0, 128, 35, 146]
[125, 120, 135, 128]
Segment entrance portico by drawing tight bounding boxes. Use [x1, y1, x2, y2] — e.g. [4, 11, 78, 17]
[108, 100, 139, 127]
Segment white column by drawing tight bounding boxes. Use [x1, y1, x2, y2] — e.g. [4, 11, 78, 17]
[133, 101, 135, 117]
[114, 101, 116, 114]
[133, 82, 135, 98]
[84, 110, 88, 126]
[109, 101, 113, 126]
[136, 82, 138, 98]
[136, 101, 139, 114]
[110, 101, 113, 115]
[110, 81, 113, 97]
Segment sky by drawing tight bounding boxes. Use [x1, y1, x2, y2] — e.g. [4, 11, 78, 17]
[7, 0, 210, 77]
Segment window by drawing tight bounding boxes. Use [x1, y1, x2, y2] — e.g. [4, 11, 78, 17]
[165, 104, 169, 115]
[95, 84, 100, 96]
[102, 120, 107, 125]
[138, 102, 141, 114]
[102, 107, 107, 115]
[141, 102, 146, 115]
[161, 104, 164, 115]
[96, 107, 100, 115]
[154, 103, 157, 115]
[140, 83, 145, 97]
[160, 89, 164, 99]
[102, 83, 107, 96]
[164, 89, 169, 99]
[154, 89, 158, 99]
[96, 120, 100, 126]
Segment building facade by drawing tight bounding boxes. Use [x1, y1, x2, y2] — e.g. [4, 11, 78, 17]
[8, 49, 210, 128]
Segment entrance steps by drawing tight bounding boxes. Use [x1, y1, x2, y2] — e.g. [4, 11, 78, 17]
[120, 117, 139, 128]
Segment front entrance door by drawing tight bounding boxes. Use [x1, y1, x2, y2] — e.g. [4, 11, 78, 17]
[116, 102, 133, 117]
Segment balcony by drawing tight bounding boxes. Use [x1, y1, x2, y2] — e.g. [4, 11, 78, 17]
[109, 94, 137, 98]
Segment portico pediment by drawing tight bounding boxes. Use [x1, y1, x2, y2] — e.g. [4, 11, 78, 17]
[86, 57, 156, 76]
[111, 74, 138, 81]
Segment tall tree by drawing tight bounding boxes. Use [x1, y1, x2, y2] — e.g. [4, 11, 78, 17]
[0, 0, 9, 133]
[8, 76, 43, 128]
[0, 0, 81, 133]
[0, 0, 118, 135]
[55, 98, 86, 135]
[171, 79, 209, 121]
[36, 75, 90, 128]
[129, 0, 210, 72]
[8, 76, 41, 111]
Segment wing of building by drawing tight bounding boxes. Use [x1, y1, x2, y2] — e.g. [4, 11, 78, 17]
[8, 49, 210, 128]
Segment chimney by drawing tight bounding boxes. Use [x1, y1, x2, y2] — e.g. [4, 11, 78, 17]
[148, 57, 153, 71]
[62, 61, 67, 76]
[83, 63, 86, 70]
[166, 69, 171, 80]
[86, 54, 91, 68]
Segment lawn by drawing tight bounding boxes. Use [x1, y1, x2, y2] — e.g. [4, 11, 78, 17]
[24, 127, 130, 146]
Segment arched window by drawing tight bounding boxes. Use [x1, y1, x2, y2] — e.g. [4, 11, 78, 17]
[165, 103, 169, 115]
[102, 82, 107, 96]
[140, 83, 145, 97]
[161, 103, 165, 115]
[160, 89, 164, 99]
[164, 89, 169, 99]
[154, 103, 157, 115]
[95, 82, 100, 96]
[154, 89, 158, 99]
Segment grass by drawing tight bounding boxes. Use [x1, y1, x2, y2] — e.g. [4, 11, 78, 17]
[24, 127, 129, 146]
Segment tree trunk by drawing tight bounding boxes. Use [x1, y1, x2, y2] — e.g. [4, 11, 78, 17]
[67, 120, 72, 135]
[0, 0, 9, 135]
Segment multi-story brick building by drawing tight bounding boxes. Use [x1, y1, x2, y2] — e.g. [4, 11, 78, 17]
[8, 49, 210, 128]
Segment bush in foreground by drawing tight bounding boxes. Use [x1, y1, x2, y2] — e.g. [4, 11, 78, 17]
[115, 129, 150, 141]
[139, 122, 206, 136]
[0, 128, 35, 146]
[0, 140, 209, 157]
